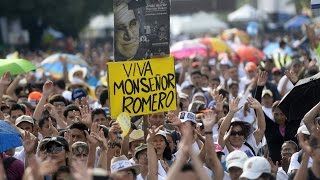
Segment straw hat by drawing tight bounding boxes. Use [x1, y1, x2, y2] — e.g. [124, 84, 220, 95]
[110, 155, 141, 174]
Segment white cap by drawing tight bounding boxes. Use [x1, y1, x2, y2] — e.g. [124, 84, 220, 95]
[296, 125, 310, 135]
[178, 111, 197, 124]
[240, 157, 271, 179]
[155, 130, 168, 140]
[226, 150, 248, 170]
[15, 115, 34, 126]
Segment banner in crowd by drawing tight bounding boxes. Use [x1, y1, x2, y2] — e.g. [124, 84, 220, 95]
[113, 0, 170, 61]
[108, 57, 176, 118]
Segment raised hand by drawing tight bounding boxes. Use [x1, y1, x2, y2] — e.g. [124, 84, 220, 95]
[147, 125, 163, 143]
[108, 122, 122, 143]
[23, 131, 38, 154]
[0, 72, 11, 86]
[214, 93, 227, 112]
[85, 122, 100, 146]
[64, 130, 72, 145]
[48, 118, 58, 136]
[42, 80, 53, 97]
[202, 111, 217, 131]
[285, 70, 298, 84]
[91, 128, 108, 150]
[267, 157, 279, 176]
[247, 97, 262, 110]
[166, 111, 181, 126]
[257, 71, 268, 86]
[229, 97, 241, 113]
[80, 105, 92, 127]
[44, 103, 59, 118]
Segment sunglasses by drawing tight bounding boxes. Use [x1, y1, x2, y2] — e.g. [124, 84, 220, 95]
[230, 131, 244, 136]
[47, 145, 64, 153]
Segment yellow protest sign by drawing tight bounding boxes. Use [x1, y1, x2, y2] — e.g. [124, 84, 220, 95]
[108, 57, 176, 118]
[116, 112, 131, 138]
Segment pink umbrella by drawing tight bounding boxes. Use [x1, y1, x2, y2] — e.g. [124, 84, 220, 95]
[170, 40, 207, 59]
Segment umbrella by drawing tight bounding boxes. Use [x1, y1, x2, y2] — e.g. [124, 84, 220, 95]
[284, 15, 311, 30]
[0, 121, 22, 153]
[198, 37, 233, 56]
[170, 40, 207, 59]
[0, 59, 36, 76]
[41, 53, 90, 77]
[221, 28, 250, 45]
[263, 42, 293, 56]
[278, 72, 320, 122]
[235, 45, 264, 63]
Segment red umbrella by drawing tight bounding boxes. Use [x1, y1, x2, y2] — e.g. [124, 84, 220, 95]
[235, 45, 264, 63]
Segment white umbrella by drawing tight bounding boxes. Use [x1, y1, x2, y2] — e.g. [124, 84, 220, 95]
[89, 14, 114, 29]
[228, 4, 267, 22]
[170, 12, 227, 35]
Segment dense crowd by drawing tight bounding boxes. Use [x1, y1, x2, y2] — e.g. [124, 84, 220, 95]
[0, 34, 320, 180]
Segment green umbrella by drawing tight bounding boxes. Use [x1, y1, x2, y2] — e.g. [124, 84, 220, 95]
[0, 59, 36, 76]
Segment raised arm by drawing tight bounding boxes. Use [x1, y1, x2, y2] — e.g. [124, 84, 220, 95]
[303, 101, 320, 131]
[254, 71, 268, 103]
[33, 80, 53, 120]
[0, 72, 11, 119]
[247, 97, 266, 145]
[146, 125, 163, 180]
[6, 74, 23, 101]
[218, 97, 240, 147]
[202, 111, 224, 180]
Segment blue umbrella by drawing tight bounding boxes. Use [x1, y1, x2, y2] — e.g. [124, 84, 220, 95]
[284, 15, 311, 30]
[40, 53, 91, 77]
[0, 121, 22, 153]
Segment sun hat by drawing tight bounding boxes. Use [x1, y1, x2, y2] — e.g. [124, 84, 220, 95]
[134, 143, 147, 159]
[110, 155, 141, 174]
[129, 129, 145, 143]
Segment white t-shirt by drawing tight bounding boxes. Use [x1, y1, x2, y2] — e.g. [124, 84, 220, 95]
[277, 76, 294, 95]
[223, 133, 261, 157]
[287, 151, 313, 174]
[277, 167, 288, 180]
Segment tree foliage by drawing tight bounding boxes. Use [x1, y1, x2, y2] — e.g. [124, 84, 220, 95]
[0, 0, 113, 36]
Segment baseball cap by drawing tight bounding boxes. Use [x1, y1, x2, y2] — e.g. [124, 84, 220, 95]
[245, 62, 257, 72]
[15, 115, 34, 126]
[45, 136, 69, 152]
[155, 130, 168, 139]
[240, 157, 271, 179]
[262, 89, 273, 97]
[71, 88, 87, 101]
[226, 150, 248, 170]
[179, 111, 197, 124]
[296, 125, 310, 136]
[28, 91, 42, 101]
[129, 129, 145, 143]
[71, 141, 89, 155]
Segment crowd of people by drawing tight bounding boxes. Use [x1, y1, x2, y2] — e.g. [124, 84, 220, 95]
[0, 30, 320, 180]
